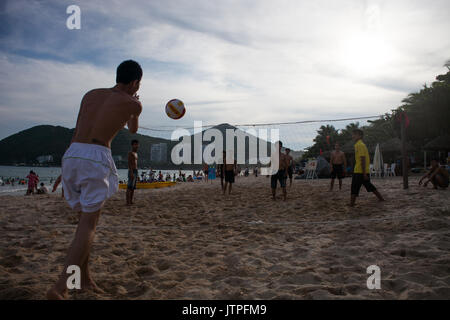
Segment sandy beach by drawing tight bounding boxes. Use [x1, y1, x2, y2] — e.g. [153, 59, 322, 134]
[0, 176, 449, 300]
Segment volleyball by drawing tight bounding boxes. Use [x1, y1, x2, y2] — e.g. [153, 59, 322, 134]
[165, 99, 186, 120]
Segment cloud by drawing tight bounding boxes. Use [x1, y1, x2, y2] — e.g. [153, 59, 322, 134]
[0, 0, 449, 149]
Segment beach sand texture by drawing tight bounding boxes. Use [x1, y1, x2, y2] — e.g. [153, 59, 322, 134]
[0, 176, 449, 299]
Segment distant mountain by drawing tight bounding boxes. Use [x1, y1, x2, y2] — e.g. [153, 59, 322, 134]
[0, 125, 171, 168]
[0, 123, 279, 168]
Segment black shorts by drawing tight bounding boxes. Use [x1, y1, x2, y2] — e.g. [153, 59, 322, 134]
[432, 174, 449, 188]
[225, 170, 235, 183]
[271, 170, 287, 189]
[127, 169, 138, 190]
[331, 164, 344, 179]
[351, 173, 377, 196]
[287, 167, 293, 179]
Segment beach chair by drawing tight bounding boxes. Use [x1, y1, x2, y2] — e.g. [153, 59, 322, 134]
[388, 163, 396, 177]
[305, 160, 318, 180]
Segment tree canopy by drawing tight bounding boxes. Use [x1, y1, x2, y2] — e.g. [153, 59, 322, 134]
[303, 70, 450, 160]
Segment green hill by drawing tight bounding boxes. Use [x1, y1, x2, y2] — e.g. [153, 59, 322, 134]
[0, 125, 171, 168]
[0, 124, 275, 169]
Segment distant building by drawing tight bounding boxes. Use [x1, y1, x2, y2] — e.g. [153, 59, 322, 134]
[112, 155, 122, 162]
[36, 155, 53, 163]
[150, 143, 167, 163]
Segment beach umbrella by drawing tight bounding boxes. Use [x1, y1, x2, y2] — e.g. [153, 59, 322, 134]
[373, 143, 383, 177]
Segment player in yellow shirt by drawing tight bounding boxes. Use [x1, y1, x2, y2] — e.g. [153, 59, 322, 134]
[350, 129, 385, 207]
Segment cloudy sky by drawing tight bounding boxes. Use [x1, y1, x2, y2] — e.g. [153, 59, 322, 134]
[0, 0, 449, 148]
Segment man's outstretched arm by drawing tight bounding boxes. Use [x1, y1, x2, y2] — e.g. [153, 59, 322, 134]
[127, 98, 142, 134]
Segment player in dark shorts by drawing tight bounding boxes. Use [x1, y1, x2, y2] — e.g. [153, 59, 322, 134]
[271, 141, 289, 201]
[350, 129, 384, 207]
[329, 142, 347, 191]
[285, 148, 294, 187]
[223, 151, 237, 195]
[128, 169, 138, 189]
[218, 151, 226, 190]
[127, 139, 139, 205]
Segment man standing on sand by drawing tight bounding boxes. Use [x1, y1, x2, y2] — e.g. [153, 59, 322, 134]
[271, 141, 289, 201]
[285, 148, 294, 187]
[223, 151, 237, 195]
[329, 142, 347, 191]
[218, 151, 226, 190]
[350, 129, 384, 207]
[126, 139, 139, 205]
[47, 60, 143, 299]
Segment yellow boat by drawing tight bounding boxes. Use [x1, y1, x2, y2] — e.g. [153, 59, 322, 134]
[118, 181, 176, 190]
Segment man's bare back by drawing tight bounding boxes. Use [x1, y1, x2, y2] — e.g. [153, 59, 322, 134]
[72, 88, 142, 148]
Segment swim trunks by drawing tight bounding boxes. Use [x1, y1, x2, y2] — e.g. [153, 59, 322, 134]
[433, 173, 449, 188]
[271, 169, 287, 189]
[61, 142, 119, 213]
[331, 164, 344, 179]
[351, 173, 376, 196]
[127, 169, 138, 190]
[287, 166, 293, 179]
[225, 170, 235, 183]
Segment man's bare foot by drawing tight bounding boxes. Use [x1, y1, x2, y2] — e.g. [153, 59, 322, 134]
[46, 287, 68, 300]
[81, 279, 105, 294]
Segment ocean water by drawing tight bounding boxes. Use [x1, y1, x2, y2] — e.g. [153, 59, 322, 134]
[0, 166, 197, 196]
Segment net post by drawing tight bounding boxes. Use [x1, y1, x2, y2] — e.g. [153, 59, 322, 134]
[401, 115, 408, 189]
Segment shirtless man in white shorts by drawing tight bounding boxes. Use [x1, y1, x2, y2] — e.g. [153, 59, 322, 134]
[47, 60, 143, 299]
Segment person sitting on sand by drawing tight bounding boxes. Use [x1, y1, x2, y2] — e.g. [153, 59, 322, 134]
[47, 60, 143, 300]
[350, 129, 385, 207]
[37, 182, 48, 194]
[419, 159, 449, 189]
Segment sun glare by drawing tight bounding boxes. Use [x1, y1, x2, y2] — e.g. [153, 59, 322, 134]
[341, 31, 394, 77]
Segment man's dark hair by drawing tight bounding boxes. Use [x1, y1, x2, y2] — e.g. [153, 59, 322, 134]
[116, 60, 143, 84]
[286, 148, 290, 152]
[131, 139, 139, 145]
[278, 141, 283, 147]
[40, 183, 44, 186]
[352, 129, 364, 138]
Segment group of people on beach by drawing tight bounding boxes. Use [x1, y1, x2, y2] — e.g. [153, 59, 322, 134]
[25, 170, 48, 195]
[45, 60, 448, 299]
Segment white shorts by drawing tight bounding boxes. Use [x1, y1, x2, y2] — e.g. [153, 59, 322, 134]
[62, 142, 119, 213]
